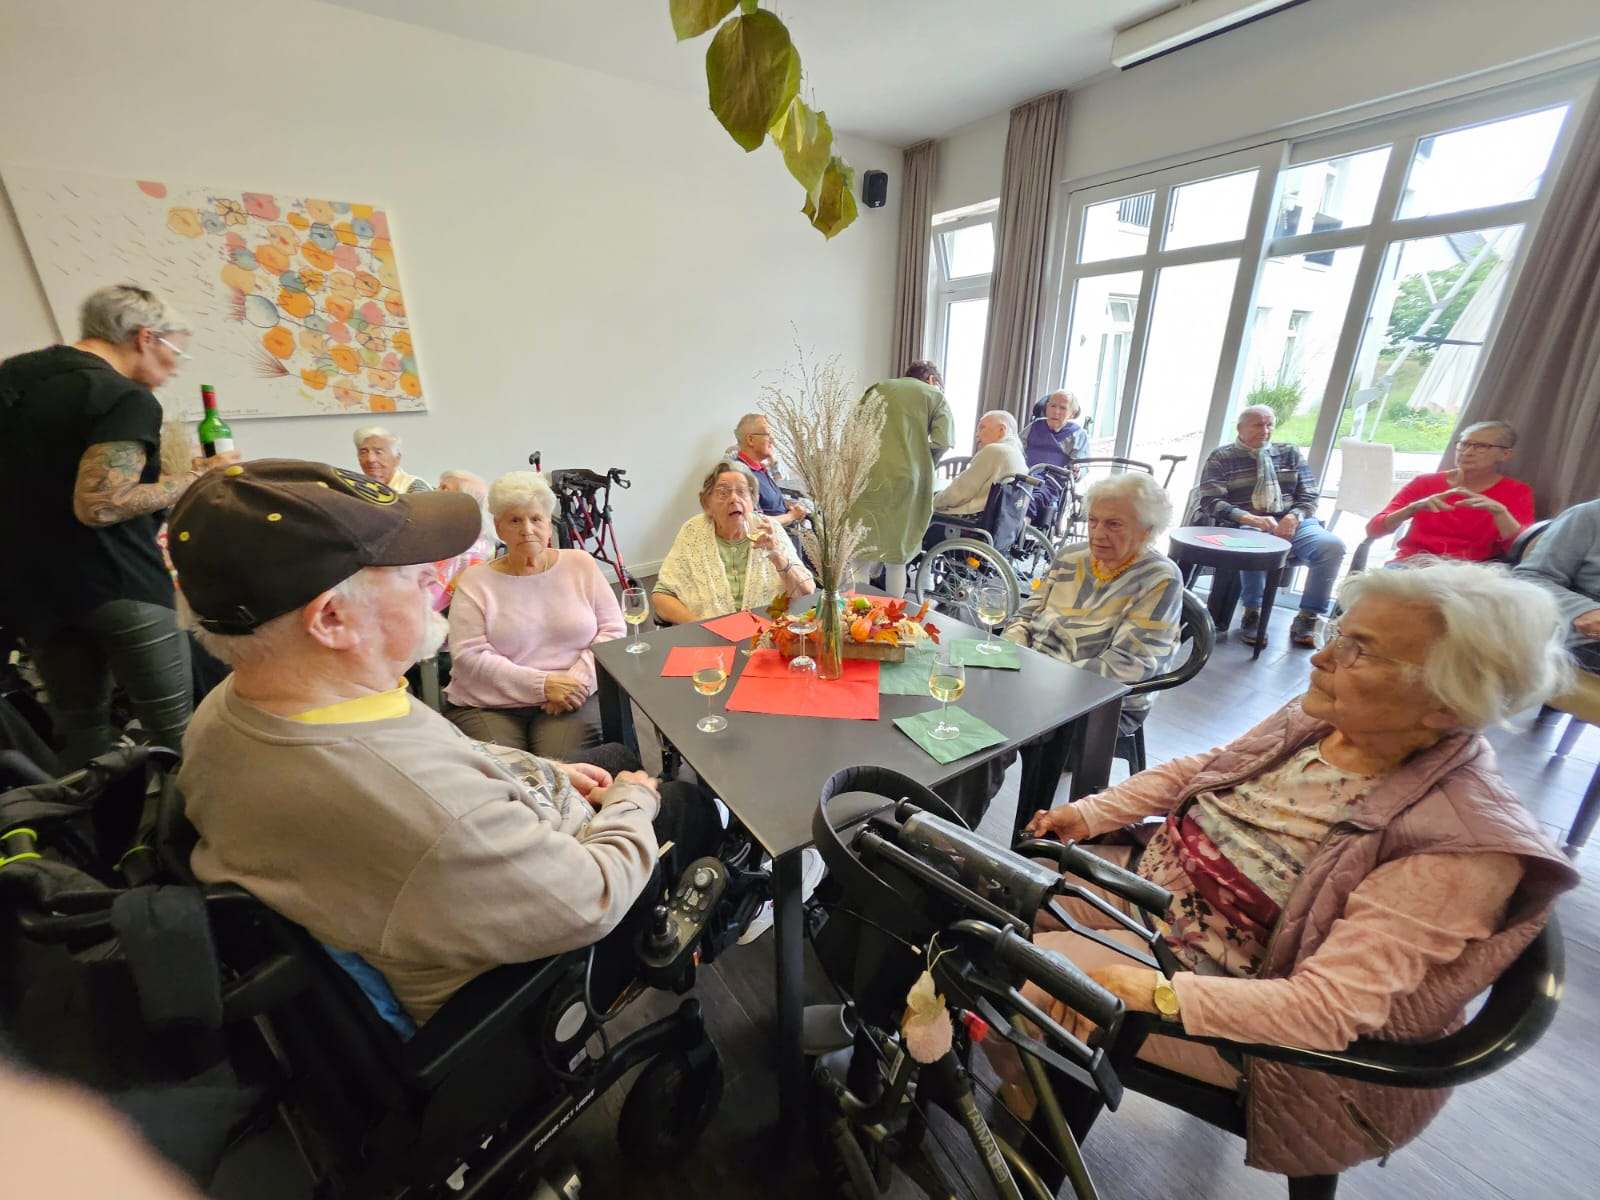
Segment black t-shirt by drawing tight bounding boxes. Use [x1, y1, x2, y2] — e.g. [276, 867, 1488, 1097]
[0, 346, 175, 640]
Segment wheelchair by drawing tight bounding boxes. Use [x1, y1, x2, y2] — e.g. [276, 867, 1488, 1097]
[2, 748, 730, 1199]
[910, 473, 1054, 626]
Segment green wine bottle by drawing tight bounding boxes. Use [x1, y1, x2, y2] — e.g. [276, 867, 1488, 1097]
[197, 384, 234, 457]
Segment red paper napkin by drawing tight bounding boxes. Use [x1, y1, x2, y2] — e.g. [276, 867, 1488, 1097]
[660, 645, 737, 678]
[702, 611, 770, 642]
[739, 649, 880, 685]
[724, 650, 880, 720]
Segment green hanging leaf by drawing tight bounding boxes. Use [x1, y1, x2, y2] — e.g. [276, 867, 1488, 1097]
[805, 156, 858, 239]
[706, 10, 801, 152]
[770, 96, 833, 195]
[670, 0, 739, 41]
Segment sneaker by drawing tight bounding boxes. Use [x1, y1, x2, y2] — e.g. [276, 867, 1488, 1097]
[1237, 607, 1266, 647]
[1239, 607, 1261, 632]
[1290, 613, 1323, 648]
[737, 849, 826, 945]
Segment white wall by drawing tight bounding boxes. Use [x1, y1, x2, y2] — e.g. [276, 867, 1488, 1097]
[0, 0, 899, 568]
[933, 0, 1600, 201]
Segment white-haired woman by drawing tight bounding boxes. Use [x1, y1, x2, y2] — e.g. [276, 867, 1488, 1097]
[444, 471, 624, 758]
[652, 460, 814, 625]
[1006, 472, 1183, 734]
[1011, 561, 1578, 1183]
[430, 469, 497, 610]
[354, 425, 429, 493]
[0, 284, 236, 768]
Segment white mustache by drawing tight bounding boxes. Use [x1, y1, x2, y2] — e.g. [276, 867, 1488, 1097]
[417, 610, 448, 661]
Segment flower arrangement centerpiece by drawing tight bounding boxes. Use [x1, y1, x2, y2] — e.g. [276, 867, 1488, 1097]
[758, 346, 886, 678]
[764, 593, 940, 663]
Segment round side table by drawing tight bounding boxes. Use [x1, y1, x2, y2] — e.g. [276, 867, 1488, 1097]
[1167, 526, 1291, 660]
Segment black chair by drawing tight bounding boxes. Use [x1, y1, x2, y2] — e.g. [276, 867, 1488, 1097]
[936, 454, 973, 482]
[1041, 916, 1565, 1199]
[1113, 589, 1216, 775]
[1505, 517, 1551, 565]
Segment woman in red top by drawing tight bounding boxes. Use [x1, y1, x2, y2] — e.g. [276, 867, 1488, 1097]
[1366, 420, 1533, 561]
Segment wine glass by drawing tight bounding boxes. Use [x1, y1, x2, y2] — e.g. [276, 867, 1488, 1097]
[927, 650, 965, 742]
[741, 514, 766, 656]
[788, 607, 819, 674]
[692, 657, 730, 733]
[975, 583, 1009, 655]
[622, 587, 651, 654]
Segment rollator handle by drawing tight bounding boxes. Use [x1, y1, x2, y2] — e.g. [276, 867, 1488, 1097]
[953, 920, 1123, 1031]
[1016, 839, 1172, 918]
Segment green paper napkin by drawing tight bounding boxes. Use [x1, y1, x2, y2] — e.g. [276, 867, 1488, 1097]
[878, 646, 936, 695]
[893, 705, 1008, 765]
[949, 638, 1020, 669]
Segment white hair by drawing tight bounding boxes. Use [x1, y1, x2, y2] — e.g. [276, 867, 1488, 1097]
[487, 470, 557, 520]
[1084, 472, 1174, 545]
[1237, 404, 1275, 425]
[438, 469, 488, 501]
[1458, 419, 1518, 449]
[353, 425, 400, 451]
[1047, 391, 1081, 418]
[735, 412, 766, 443]
[1337, 561, 1573, 729]
[79, 284, 191, 344]
[179, 570, 379, 668]
[979, 410, 1017, 437]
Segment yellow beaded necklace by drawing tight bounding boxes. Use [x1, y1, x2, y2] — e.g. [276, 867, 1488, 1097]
[1089, 554, 1137, 585]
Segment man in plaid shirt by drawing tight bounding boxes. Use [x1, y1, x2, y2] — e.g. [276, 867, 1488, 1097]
[1194, 405, 1346, 647]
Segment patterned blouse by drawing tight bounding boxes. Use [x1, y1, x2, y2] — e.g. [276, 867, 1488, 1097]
[1140, 743, 1377, 977]
[1003, 547, 1182, 732]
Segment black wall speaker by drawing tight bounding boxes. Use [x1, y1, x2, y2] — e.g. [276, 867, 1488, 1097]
[862, 170, 888, 209]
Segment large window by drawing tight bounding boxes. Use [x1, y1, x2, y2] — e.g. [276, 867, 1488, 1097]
[928, 203, 997, 442]
[1043, 74, 1590, 542]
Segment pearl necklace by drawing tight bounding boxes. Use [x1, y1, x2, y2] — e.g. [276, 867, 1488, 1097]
[1089, 555, 1137, 584]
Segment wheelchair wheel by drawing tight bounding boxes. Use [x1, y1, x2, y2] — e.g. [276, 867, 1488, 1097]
[914, 537, 1019, 626]
[1014, 526, 1056, 591]
[616, 1046, 724, 1163]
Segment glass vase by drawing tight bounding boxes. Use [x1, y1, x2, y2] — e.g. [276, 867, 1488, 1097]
[816, 588, 844, 680]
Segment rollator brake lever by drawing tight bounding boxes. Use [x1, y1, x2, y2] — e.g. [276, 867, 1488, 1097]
[1042, 894, 1161, 971]
[964, 984, 1125, 1112]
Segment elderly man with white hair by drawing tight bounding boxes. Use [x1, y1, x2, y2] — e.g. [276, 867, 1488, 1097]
[1194, 404, 1345, 647]
[169, 460, 720, 1029]
[728, 413, 804, 529]
[929, 410, 1029, 523]
[353, 425, 430, 493]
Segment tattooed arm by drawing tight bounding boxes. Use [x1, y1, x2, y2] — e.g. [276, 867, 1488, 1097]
[72, 441, 197, 528]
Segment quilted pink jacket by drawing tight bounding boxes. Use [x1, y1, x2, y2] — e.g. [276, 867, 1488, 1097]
[1074, 699, 1578, 1177]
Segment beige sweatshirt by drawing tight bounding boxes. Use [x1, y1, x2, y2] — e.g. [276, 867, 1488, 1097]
[179, 680, 659, 1023]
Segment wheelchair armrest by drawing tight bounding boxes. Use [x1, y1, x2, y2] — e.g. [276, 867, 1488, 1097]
[401, 956, 570, 1089]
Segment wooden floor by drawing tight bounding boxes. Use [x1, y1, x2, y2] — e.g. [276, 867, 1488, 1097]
[216, 604, 1600, 1200]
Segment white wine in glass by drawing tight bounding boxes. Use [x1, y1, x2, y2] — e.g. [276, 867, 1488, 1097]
[927, 655, 965, 741]
[693, 663, 729, 733]
[622, 587, 651, 654]
[975, 583, 1008, 655]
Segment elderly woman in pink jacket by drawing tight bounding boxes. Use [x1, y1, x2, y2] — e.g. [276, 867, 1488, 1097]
[1015, 560, 1578, 1181]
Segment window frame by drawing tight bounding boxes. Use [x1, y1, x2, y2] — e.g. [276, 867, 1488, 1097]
[927, 202, 999, 415]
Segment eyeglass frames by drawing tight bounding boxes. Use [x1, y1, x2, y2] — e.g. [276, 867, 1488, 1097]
[1320, 622, 1418, 672]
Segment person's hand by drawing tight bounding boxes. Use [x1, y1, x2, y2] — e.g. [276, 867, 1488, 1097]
[1449, 492, 1509, 519]
[1573, 608, 1600, 640]
[190, 450, 243, 474]
[749, 517, 779, 554]
[1238, 513, 1276, 533]
[542, 672, 588, 713]
[780, 501, 806, 527]
[599, 770, 662, 808]
[560, 761, 613, 802]
[1023, 804, 1090, 842]
[1272, 513, 1300, 539]
[1407, 488, 1468, 516]
[1048, 965, 1164, 1044]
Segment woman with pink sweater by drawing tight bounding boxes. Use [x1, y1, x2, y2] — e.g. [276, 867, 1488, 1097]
[445, 471, 624, 759]
[1007, 561, 1577, 1182]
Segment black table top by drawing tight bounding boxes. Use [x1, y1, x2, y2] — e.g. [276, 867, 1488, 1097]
[1167, 525, 1291, 570]
[593, 602, 1126, 859]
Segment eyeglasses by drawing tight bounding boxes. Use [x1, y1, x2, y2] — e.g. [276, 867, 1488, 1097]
[710, 486, 747, 500]
[1456, 439, 1508, 451]
[1320, 622, 1418, 672]
[155, 336, 192, 361]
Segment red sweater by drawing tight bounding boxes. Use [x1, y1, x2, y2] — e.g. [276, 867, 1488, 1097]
[1367, 472, 1534, 561]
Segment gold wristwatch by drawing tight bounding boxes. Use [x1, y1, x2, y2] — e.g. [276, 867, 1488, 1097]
[1152, 975, 1181, 1020]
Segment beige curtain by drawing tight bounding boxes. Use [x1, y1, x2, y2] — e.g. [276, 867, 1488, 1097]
[890, 140, 937, 374]
[1453, 88, 1600, 518]
[977, 90, 1068, 432]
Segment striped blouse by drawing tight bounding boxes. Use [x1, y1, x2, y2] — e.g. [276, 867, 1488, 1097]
[1003, 547, 1182, 731]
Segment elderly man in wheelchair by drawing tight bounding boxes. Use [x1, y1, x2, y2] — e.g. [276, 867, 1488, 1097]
[81, 459, 732, 1193]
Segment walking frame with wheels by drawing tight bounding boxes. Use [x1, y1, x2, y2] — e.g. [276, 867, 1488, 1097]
[527, 449, 638, 589]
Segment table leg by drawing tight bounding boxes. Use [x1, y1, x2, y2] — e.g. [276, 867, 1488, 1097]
[772, 847, 806, 1154]
[1255, 572, 1282, 662]
[1071, 696, 1122, 800]
[596, 661, 639, 755]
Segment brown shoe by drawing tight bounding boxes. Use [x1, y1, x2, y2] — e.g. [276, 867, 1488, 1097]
[1290, 613, 1323, 648]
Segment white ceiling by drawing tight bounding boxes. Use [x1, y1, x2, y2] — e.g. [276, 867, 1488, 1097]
[318, 0, 1174, 146]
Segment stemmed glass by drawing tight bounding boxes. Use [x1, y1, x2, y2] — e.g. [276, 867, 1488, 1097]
[622, 587, 651, 654]
[692, 654, 730, 733]
[741, 514, 765, 656]
[975, 583, 1009, 655]
[927, 649, 966, 742]
[788, 607, 819, 675]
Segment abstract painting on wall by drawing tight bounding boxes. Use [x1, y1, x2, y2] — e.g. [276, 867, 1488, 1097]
[1, 164, 423, 419]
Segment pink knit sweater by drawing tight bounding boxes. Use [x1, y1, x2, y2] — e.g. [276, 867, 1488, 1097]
[444, 551, 625, 709]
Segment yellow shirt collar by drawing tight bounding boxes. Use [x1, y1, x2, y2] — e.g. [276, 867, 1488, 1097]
[290, 682, 412, 724]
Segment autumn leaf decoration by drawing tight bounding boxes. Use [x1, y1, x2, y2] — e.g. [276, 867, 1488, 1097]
[669, 0, 858, 238]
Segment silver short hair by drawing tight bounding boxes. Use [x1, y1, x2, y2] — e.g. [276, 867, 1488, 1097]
[487, 470, 557, 520]
[180, 570, 378, 668]
[438, 469, 488, 502]
[1084, 472, 1174, 546]
[79, 284, 190, 344]
[699, 460, 759, 507]
[1047, 391, 1081, 419]
[1458, 419, 1517, 449]
[979, 410, 1017, 436]
[353, 425, 400, 451]
[1337, 560, 1573, 729]
[735, 413, 766, 443]
[1237, 404, 1276, 425]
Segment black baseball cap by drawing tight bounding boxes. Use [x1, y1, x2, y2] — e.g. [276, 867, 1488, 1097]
[169, 459, 481, 634]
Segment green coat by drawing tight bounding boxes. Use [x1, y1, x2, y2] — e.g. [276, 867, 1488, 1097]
[852, 377, 955, 563]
